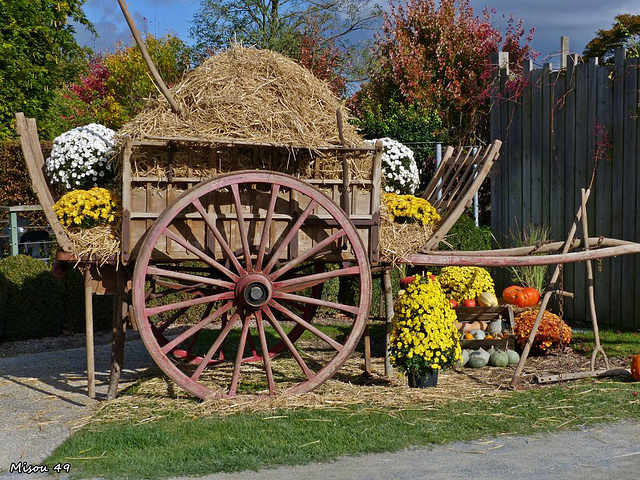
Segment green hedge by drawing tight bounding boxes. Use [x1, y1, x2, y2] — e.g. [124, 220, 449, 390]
[0, 140, 53, 226]
[0, 255, 112, 341]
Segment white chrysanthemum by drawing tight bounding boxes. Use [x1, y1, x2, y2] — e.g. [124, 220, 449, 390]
[45, 124, 116, 189]
[365, 138, 420, 194]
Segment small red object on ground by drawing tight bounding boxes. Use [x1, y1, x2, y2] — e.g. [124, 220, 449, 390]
[400, 275, 416, 288]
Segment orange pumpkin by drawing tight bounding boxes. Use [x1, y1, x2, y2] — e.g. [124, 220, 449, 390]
[631, 354, 640, 382]
[502, 285, 522, 304]
[502, 285, 540, 308]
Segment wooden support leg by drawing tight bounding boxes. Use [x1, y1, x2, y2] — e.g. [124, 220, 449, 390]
[510, 190, 592, 388]
[107, 268, 129, 400]
[83, 266, 96, 399]
[580, 189, 609, 371]
[363, 323, 372, 375]
[383, 268, 394, 376]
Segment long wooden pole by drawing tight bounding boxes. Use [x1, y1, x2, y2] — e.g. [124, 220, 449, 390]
[116, 0, 182, 117]
[510, 190, 591, 388]
[580, 189, 609, 371]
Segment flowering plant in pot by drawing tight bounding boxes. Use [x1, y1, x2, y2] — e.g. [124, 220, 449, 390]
[389, 274, 461, 387]
[45, 123, 116, 189]
[366, 138, 420, 194]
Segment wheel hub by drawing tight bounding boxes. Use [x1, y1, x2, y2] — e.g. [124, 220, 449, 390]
[235, 273, 273, 309]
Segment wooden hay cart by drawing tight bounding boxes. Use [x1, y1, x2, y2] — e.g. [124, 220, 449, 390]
[17, 112, 389, 400]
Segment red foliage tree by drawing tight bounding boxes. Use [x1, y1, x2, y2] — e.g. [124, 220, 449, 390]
[296, 18, 347, 96]
[361, 0, 536, 143]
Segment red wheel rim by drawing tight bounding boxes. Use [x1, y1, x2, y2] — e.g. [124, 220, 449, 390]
[132, 171, 371, 399]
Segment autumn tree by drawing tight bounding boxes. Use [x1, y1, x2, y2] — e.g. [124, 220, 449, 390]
[0, 0, 93, 140]
[189, 0, 382, 95]
[353, 0, 535, 144]
[583, 14, 640, 64]
[46, 34, 191, 135]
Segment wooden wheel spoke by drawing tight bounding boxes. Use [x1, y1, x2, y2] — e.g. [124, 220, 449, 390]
[255, 310, 276, 394]
[148, 265, 235, 290]
[191, 312, 240, 381]
[273, 265, 360, 293]
[162, 228, 239, 281]
[228, 312, 252, 396]
[273, 292, 359, 315]
[231, 183, 253, 272]
[161, 302, 234, 354]
[263, 199, 318, 274]
[149, 284, 201, 300]
[146, 291, 234, 316]
[263, 306, 313, 380]
[269, 301, 343, 352]
[192, 198, 246, 276]
[270, 229, 346, 281]
[256, 183, 280, 270]
[155, 306, 190, 334]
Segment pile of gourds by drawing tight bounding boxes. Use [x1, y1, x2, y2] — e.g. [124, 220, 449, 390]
[458, 346, 520, 368]
[458, 317, 510, 341]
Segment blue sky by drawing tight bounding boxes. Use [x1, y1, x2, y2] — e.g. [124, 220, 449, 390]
[76, 0, 640, 65]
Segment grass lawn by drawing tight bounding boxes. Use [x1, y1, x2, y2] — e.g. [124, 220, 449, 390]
[45, 328, 640, 479]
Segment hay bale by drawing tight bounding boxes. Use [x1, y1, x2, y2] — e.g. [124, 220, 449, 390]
[379, 200, 435, 265]
[118, 46, 363, 148]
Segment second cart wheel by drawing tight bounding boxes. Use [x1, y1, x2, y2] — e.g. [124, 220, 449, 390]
[132, 171, 371, 399]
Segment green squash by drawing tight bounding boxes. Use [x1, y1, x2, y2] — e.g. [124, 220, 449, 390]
[490, 350, 509, 367]
[488, 319, 503, 335]
[507, 349, 520, 365]
[468, 350, 489, 368]
[456, 349, 470, 367]
[471, 329, 485, 340]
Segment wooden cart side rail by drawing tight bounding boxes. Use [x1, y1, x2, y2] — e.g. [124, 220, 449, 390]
[15, 113, 73, 252]
[421, 139, 502, 251]
[402, 242, 640, 267]
[136, 135, 378, 152]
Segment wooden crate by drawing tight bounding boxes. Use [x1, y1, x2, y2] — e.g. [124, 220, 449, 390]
[457, 305, 515, 349]
[119, 138, 382, 265]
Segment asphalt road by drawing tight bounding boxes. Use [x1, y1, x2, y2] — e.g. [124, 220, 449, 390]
[0, 341, 639, 480]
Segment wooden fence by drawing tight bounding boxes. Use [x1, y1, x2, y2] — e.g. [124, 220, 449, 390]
[490, 48, 640, 328]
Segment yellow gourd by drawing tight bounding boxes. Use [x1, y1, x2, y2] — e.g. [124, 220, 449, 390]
[477, 292, 498, 307]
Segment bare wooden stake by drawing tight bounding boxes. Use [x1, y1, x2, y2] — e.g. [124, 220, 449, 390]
[84, 266, 96, 399]
[536, 368, 630, 384]
[383, 268, 394, 376]
[581, 188, 609, 371]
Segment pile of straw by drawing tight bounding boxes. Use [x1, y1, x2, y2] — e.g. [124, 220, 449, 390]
[119, 46, 363, 148]
[64, 224, 120, 264]
[378, 200, 435, 265]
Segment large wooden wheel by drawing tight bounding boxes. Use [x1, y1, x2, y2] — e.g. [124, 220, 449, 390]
[132, 171, 371, 399]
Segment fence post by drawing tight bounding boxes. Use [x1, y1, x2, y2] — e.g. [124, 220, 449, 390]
[560, 36, 569, 69]
[8, 211, 19, 256]
[472, 147, 479, 226]
[435, 143, 442, 201]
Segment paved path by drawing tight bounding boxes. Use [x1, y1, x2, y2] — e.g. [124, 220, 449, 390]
[0, 339, 151, 474]
[0, 342, 639, 479]
[173, 419, 640, 480]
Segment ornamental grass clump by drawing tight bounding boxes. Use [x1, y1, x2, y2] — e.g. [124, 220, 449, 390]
[514, 309, 572, 354]
[390, 274, 461, 378]
[45, 123, 116, 189]
[437, 266, 495, 303]
[366, 138, 420, 194]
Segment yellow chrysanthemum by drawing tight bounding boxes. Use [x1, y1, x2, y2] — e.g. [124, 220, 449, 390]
[53, 187, 121, 229]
